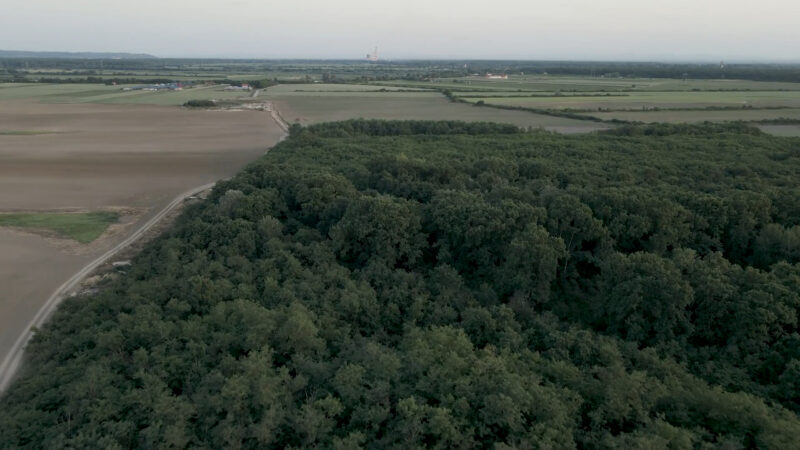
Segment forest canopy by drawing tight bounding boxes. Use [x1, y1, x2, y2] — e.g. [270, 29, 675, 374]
[2, 120, 800, 448]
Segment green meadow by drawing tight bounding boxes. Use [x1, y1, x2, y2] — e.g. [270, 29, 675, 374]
[0, 211, 119, 243]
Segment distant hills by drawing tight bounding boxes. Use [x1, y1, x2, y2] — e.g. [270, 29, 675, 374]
[0, 50, 156, 59]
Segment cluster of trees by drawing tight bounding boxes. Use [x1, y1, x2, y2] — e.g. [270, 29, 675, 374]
[2, 121, 800, 448]
[183, 100, 217, 108]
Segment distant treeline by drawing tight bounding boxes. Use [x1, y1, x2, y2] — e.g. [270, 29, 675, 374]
[4, 58, 800, 84]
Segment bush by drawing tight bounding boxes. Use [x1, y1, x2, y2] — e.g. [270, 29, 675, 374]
[183, 99, 216, 108]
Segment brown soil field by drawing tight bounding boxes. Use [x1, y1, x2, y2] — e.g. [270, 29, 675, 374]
[269, 94, 609, 134]
[0, 229, 88, 360]
[0, 101, 284, 367]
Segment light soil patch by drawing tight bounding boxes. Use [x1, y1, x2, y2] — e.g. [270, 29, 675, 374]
[0, 100, 284, 368]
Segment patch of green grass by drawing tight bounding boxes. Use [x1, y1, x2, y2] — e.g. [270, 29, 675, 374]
[0, 130, 57, 136]
[0, 211, 119, 243]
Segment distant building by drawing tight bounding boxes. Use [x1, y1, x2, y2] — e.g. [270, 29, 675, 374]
[485, 73, 508, 79]
[223, 84, 252, 91]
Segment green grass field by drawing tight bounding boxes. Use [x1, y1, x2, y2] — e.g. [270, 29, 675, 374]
[375, 75, 800, 93]
[95, 86, 254, 105]
[265, 83, 427, 93]
[0, 83, 120, 101]
[0, 130, 57, 136]
[0, 83, 253, 105]
[368, 76, 800, 135]
[583, 108, 800, 123]
[0, 211, 119, 243]
[460, 91, 800, 111]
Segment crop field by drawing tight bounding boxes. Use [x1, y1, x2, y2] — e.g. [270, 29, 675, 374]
[367, 75, 800, 135]
[265, 83, 427, 93]
[459, 91, 800, 110]
[584, 108, 800, 123]
[0, 83, 253, 105]
[266, 90, 608, 133]
[92, 86, 254, 105]
[0, 99, 284, 365]
[0, 130, 57, 136]
[375, 75, 800, 93]
[0, 83, 120, 100]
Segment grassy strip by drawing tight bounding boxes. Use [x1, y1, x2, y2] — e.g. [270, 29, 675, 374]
[464, 93, 630, 98]
[0, 211, 119, 243]
[584, 105, 793, 113]
[0, 130, 57, 136]
[755, 118, 800, 125]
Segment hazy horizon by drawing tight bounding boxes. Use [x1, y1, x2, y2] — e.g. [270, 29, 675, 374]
[2, 0, 799, 62]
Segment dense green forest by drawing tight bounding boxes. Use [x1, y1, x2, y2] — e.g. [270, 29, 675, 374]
[2, 121, 800, 448]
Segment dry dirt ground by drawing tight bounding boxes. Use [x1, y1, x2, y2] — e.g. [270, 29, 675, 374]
[0, 101, 284, 363]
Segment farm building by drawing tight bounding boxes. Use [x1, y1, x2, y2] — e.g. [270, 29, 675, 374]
[485, 73, 509, 79]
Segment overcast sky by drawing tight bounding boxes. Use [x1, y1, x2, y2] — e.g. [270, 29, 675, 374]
[2, 0, 799, 61]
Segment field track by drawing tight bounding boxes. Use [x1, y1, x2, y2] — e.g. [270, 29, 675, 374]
[0, 107, 289, 394]
[0, 182, 214, 393]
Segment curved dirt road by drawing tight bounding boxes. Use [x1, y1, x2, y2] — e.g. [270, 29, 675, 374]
[0, 182, 216, 392]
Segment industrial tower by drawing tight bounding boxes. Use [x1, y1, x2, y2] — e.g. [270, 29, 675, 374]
[366, 46, 378, 62]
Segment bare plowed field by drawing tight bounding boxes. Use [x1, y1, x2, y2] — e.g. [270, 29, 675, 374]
[0, 101, 283, 368]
